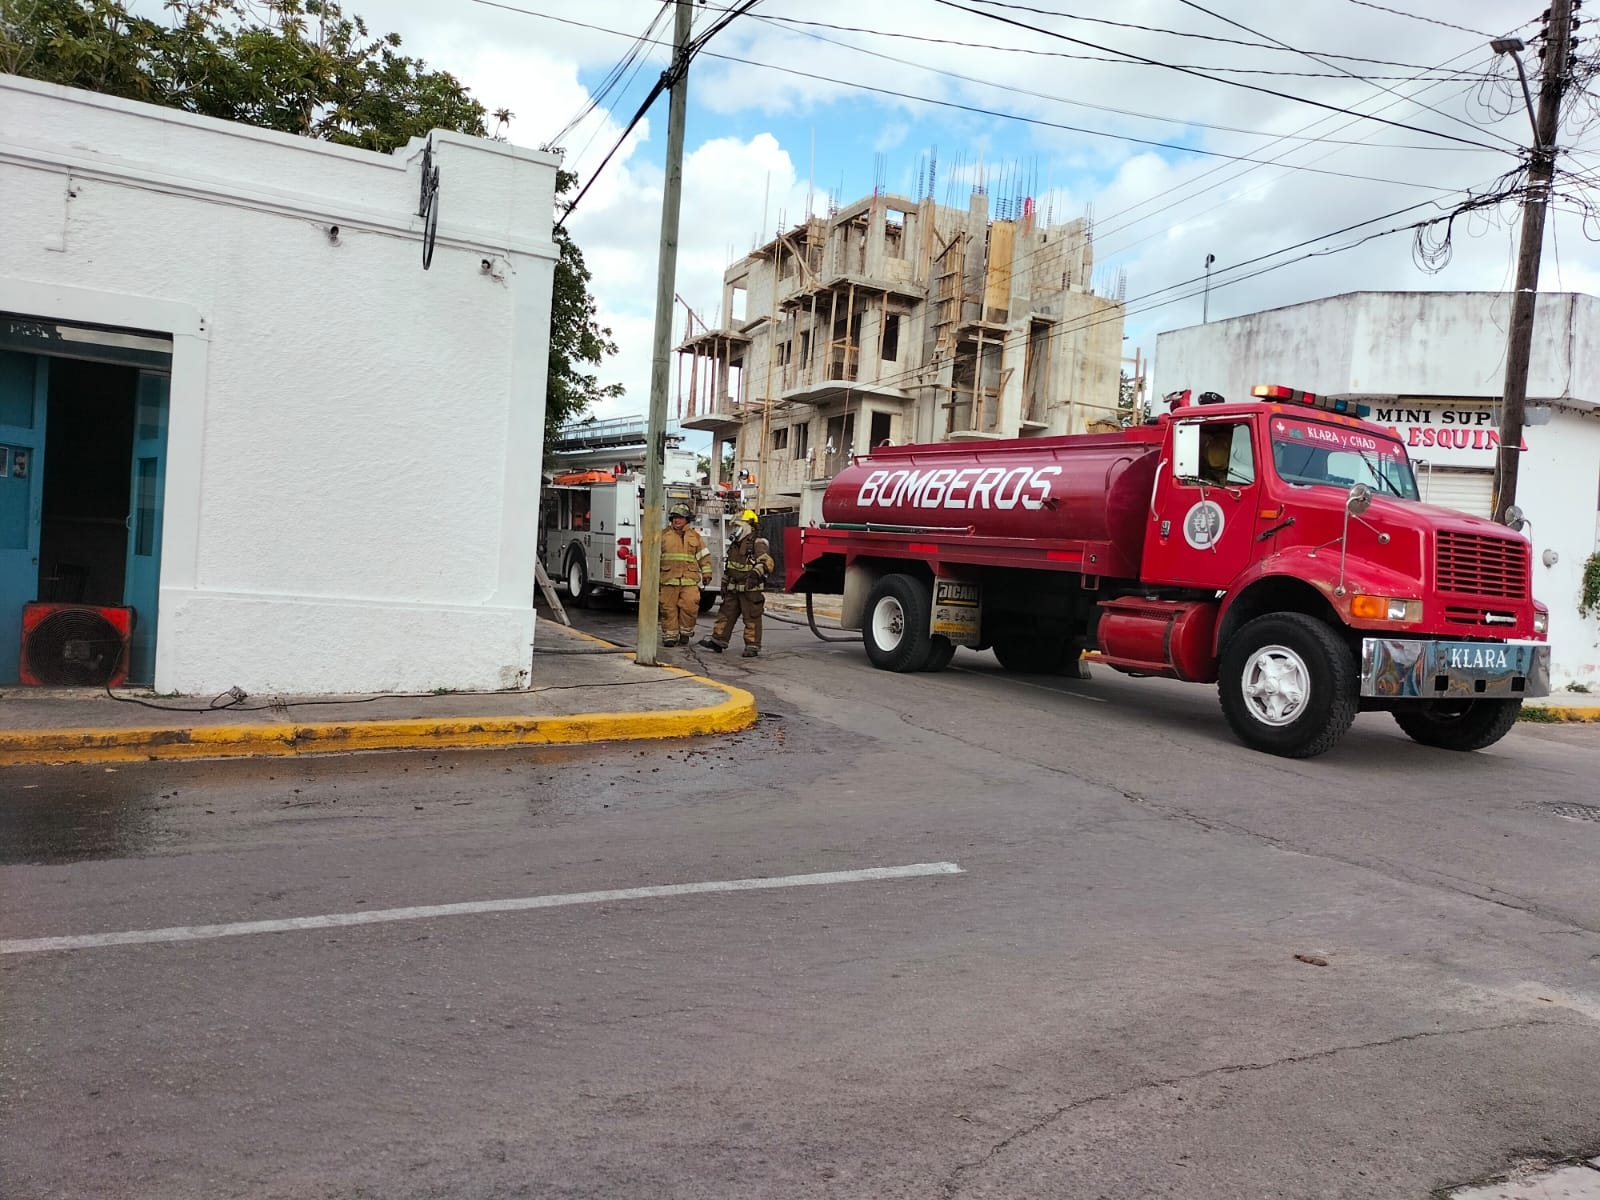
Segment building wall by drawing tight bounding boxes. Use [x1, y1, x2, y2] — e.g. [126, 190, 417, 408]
[0, 75, 558, 694]
[1155, 291, 1600, 688]
[688, 190, 1125, 503]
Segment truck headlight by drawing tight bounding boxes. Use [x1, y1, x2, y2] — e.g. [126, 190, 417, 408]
[1534, 610, 1549, 635]
[1351, 595, 1423, 623]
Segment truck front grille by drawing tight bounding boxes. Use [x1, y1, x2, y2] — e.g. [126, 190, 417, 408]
[1435, 531, 1529, 599]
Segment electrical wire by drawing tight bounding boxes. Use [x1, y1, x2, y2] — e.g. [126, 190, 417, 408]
[936, 0, 1514, 153]
[1170, 0, 1524, 150]
[545, 1, 672, 151]
[729, 6, 1490, 75]
[1341, 0, 1495, 38]
[736, 13, 1484, 153]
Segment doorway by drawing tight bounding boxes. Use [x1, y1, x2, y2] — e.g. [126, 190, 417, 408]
[0, 343, 169, 686]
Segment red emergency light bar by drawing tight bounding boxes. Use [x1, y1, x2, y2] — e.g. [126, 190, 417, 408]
[1251, 383, 1371, 420]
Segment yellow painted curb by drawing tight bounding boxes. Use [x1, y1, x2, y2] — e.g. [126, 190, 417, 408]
[0, 628, 758, 766]
[1521, 704, 1600, 723]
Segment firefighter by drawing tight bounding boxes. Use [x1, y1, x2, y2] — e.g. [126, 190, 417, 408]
[660, 502, 712, 646]
[699, 509, 775, 658]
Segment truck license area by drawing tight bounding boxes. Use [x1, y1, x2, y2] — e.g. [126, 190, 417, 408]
[1360, 639, 1551, 699]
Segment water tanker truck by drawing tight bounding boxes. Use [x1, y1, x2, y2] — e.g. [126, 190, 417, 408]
[785, 384, 1551, 758]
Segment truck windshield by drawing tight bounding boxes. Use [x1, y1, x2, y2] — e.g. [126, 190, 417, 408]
[1269, 415, 1418, 500]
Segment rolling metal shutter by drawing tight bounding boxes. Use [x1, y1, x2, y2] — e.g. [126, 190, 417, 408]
[1420, 468, 1494, 518]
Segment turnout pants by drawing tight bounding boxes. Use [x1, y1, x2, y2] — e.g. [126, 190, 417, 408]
[659, 584, 701, 642]
[712, 590, 765, 647]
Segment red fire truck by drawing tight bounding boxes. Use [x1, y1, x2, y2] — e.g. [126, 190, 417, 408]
[785, 385, 1551, 758]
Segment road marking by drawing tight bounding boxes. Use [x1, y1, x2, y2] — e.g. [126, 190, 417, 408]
[0, 862, 964, 956]
[949, 665, 1108, 702]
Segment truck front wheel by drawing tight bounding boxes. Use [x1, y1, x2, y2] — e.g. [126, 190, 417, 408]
[564, 552, 589, 609]
[1392, 699, 1521, 751]
[863, 574, 932, 672]
[1218, 614, 1357, 758]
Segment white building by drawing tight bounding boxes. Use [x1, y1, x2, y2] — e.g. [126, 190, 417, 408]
[0, 75, 558, 694]
[1156, 291, 1600, 689]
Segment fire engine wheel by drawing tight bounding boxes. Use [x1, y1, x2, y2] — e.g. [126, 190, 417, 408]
[922, 636, 957, 672]
[1392, 699, 1522, 752]
[1218, 614, 1357, 758]
[863, 574, 933, 673]
[564, 553, 589, 608]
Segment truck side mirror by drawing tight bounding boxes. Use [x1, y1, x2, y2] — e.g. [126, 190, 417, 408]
[1346, 484, 1372, 516]
[1502, 504, 1528, 533]
[1172, 422, 1200, 479]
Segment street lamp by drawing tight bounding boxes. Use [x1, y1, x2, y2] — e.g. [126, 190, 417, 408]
[1203, 253, 1216, 323]
[1490, 37, 1540, 144]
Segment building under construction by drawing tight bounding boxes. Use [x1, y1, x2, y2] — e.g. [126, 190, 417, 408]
[676, 188, 1126, 513]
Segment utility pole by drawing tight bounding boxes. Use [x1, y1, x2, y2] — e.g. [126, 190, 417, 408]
[636, 0, 693, 667]
[1492, 0, 1574, 523]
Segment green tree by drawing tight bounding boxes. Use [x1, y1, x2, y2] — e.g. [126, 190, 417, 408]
[2, 0, 621, 444]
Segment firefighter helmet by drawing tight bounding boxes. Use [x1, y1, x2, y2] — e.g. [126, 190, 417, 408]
[741, 509, 758, 522]
[668, 503, 693, 520]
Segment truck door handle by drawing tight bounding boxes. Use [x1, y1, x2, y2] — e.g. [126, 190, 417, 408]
[1150, 459, 1167, 520]
[1257, 516, 1296, 541]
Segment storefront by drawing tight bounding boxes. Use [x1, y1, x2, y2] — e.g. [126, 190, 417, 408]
[1155, 291, 1600, 688]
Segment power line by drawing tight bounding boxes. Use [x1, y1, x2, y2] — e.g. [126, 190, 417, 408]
[1090, 44, 1499, 253]
[471, 0, 1466, 190]
[937, 0, 1513, 154]
[1341, 0, 1495, 38]
[545, 1, 671, 150]
[954, 0, 1482, 70]
[1170, 0, 1524, 150]
[743, 12, 1484, 153]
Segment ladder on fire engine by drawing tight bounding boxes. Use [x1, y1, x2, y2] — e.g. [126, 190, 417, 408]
[534, 561, 571, 626]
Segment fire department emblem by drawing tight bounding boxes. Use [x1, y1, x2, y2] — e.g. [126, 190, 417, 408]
[1182, 500, 1226, 549]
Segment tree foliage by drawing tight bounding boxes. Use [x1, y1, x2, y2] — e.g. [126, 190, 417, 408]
[2, 0, 621, 442]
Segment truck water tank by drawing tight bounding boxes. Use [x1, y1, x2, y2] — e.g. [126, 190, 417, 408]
[821, 432, 1163, 559]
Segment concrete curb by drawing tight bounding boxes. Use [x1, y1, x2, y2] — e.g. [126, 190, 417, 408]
[0, 641, 758, 768]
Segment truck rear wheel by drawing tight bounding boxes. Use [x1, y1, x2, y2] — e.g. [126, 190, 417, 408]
[1392, 699, 1521, 751]
[992, 635, 1073, 674]
[863, 574, 932, 672]
[1218, 614, 1357, 758]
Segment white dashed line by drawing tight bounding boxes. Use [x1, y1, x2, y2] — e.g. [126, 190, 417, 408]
[0, 862, 965, 955]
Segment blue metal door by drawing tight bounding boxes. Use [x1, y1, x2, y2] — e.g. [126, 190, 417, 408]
[123, 372, 169, 685]
[0, 351, 47, 686]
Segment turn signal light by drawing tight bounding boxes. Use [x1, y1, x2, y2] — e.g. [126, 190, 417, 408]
[1351, 595, 1422, 623]
[1534, 609, 1549, 635]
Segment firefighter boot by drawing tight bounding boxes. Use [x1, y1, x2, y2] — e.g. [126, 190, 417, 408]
[698, 638, 724, 652]
[742, 646, 760, 658]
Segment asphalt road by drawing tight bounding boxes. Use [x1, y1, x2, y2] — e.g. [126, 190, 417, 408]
[3, 600, 1599, 1199]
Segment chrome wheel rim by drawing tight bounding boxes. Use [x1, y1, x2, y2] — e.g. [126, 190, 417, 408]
[1241, 643, 1311, 727]
[871, 596, 906, 652]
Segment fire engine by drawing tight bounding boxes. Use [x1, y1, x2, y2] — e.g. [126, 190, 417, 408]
[539, 418, 736, 607]
[785, 385, 1551, 758]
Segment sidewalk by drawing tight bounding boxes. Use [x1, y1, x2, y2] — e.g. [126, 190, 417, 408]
[0, 623, 756, 767]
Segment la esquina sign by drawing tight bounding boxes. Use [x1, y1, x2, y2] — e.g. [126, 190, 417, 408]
[1368, 402, 1529, 467]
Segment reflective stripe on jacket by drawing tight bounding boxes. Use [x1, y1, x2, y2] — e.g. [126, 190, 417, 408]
[722, 535, 774, 592]
[661, 525, 711, 586]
